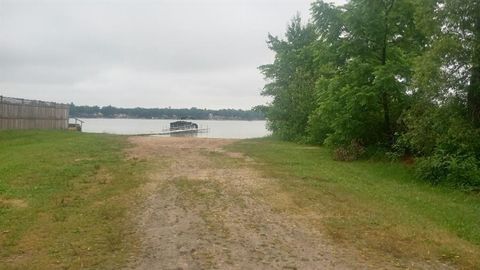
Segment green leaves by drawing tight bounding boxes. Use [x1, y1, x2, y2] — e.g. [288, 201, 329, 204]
[259, 16, 319, 142]
[260, 0, 480, 187]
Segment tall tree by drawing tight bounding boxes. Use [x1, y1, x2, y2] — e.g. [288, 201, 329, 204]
[442, 0, 480, 126]
[259, 0, 480, 187]
[260, 16, 319, 141]
[413, 0, 480, 125]
[308, 0, 421, 146]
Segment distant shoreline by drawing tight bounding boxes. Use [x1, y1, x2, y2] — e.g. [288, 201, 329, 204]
[71, 117, 267, 121]
[69, 104, 265, 121]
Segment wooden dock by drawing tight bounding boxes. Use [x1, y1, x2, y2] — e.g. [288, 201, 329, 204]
[137, 126, 209, 136]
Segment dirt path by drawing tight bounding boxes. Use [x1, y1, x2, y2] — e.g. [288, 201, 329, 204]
[124, 137, 448, 270]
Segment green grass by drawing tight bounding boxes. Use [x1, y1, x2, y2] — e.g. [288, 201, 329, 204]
[228, 138, 480, 269]
[0, 130, 147, 269]
[2, 132, 479, 268]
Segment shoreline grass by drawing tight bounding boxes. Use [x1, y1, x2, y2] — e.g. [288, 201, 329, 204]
[0, 130, 147, 269]
[228, 138, 480, 269]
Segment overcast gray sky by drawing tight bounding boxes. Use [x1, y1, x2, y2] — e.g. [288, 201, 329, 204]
[0, 0, 344, 109]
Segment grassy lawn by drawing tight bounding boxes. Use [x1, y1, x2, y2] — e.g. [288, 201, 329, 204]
[2, 132, 479, 268]
[0, 130, 147, 269]
[228, 138, 480, 269]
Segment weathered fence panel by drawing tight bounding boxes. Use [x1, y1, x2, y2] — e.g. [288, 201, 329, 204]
[0, 96, 69, 130]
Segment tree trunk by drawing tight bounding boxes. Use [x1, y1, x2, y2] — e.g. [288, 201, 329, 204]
[380, 0, 395, 144]
[469, 66, 480, 127]
[467, 12, 480, 127]
[381, 43, 392, 143]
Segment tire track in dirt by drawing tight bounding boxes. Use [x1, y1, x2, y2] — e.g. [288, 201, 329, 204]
[124, 137, 451, 270]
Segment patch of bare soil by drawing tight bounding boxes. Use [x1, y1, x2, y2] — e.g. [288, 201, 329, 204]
[0, 198, 28, 208]
[125, 137, 451, 270]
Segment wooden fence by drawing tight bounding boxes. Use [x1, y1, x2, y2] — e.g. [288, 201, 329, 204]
[0, 96, 70, 130]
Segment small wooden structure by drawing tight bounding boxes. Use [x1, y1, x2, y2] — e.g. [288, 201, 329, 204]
[0, 95, 69, 130]
[68, 118, 84, 132]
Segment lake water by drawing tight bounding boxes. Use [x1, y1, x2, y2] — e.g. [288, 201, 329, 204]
[76, 118, 270, 139]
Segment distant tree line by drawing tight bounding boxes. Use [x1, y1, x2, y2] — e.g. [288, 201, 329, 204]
[69, 104, 265, 121]
[261, 0, 480, 188]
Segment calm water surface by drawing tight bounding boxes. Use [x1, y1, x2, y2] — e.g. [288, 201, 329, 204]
[77, 118, 270, 139]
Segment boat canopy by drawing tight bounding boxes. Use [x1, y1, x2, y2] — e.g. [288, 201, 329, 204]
[170, 121, 198, 130]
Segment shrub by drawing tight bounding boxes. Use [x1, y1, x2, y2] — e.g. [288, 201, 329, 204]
[333, 140, 365, 161]
[399, 104, 480, 188]
[416, 152, 480, 188]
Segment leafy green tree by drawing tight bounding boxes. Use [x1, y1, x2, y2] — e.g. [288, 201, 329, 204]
[397, 0, 480, 187]
[259, 0, 480, 187]
[412, 0, 480, 126]
[308, 0, 421, 146]
[260, 16, 319, 141]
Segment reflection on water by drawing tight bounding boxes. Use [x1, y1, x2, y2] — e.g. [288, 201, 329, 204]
[169, 130, 199, 137]
[75, 118, 270, 139]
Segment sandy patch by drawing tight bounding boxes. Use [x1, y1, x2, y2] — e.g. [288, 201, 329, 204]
[0, 198, 28, 208]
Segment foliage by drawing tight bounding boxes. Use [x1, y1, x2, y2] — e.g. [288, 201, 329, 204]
[260, 0, 480, 188]
[416, 154, 480, 188]
[332, 139, 366, 161]
[399, 103, 480, 187]
[259, 15, 319, 141]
